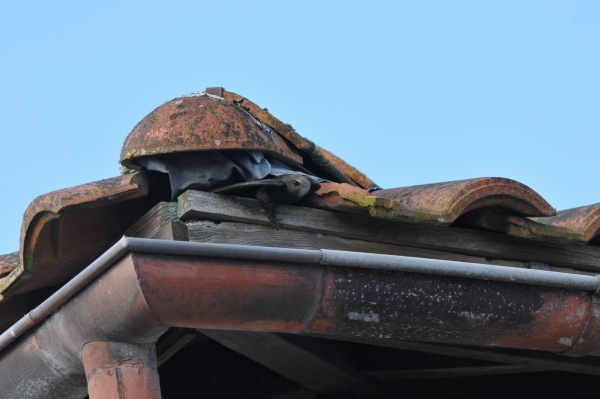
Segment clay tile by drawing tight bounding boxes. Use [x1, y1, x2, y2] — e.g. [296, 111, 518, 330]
[0, 172, 159, 301]
[372, 177, 556, 225]
[220, 90, 375, 189]
[120, 94, 303, 169]
[506, 203, 600, 245]
[303, 183, 451, 225]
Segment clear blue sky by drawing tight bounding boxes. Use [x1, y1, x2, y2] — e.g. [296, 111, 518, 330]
[1, 1, 598, 254]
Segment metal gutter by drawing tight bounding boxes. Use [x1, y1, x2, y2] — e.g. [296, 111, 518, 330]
[319, 250, 600, 292]
[0, 239, 132, 354]
[2, 237, 600, 398]
[2, 236, 599, 355]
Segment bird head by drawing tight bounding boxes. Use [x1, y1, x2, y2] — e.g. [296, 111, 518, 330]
[281, 174, 321, 200]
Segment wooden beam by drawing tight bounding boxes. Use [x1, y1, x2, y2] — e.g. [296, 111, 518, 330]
[125, 202, 188, 241]
[156, 328, 203, 367]
[199, 330, 375, 395]
[308, 334, 600, 377]
[126, 197, 598, 379]
[178, 190, 600, 272]
[362, 365, 540, 379]
[188, 221, 495, 264]
[188, 221, 597, 276]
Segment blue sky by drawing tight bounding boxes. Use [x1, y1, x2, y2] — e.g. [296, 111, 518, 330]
[0, 1, 598, 254]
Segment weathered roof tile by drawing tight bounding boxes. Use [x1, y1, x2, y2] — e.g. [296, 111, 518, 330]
[506, 203, 600, 245]
[305, 178, 556, 226]
[0, 172, 165, 301]
[374, 177, 556, 223]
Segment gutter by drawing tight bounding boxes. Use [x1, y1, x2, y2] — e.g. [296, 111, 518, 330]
[1, 238, 600, 398]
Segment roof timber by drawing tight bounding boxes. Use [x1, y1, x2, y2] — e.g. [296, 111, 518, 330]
[200, 330, 375, 395]
[311, 334, 600, 377]
[156, 328, 205, 367]
[177, 190, 600, 272]
[186, 221, 597, 277]
[363, 365, 540, 379]
[125, 201, 188, 241]
[126, 201, 592, 276]
[121, 196, 600, 380]
[127, 199, 600, 276]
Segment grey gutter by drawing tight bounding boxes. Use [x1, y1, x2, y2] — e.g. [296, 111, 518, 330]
[1, 236, 599, 355]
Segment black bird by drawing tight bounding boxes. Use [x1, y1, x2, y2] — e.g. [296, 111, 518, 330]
[210, 174, 321, 229]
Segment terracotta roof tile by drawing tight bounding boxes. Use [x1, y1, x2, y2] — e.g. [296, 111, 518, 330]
[305, 178, 555, 226]
[506, 203, 600, 245]
[374, 178, 555, 221]
[0, 172, 165, 301]
[221, 90, 372, 188]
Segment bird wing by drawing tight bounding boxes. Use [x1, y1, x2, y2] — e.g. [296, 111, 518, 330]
[209, 179, 286, 194]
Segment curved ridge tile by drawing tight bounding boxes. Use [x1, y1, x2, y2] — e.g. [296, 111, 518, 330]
[221, 90, 374, 188]
[506, 203, 600, 245]
[373, 178, 556, 224]
[0, 172, 152, 300]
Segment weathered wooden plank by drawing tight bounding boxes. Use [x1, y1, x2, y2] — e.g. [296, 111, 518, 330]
[125, 202, 188, 241]
[199, 330, 375, 394]
[188, 221, 599, 276]
[151, 221, 189, 241]
[362, 365, 540, 379]
[156, 328, 200, 367]
[188, 221, 493, 264]
[178, 190, 600, 271]
[308, 334, 600, 377]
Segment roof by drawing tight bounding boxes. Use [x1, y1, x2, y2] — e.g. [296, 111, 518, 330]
[2, 89, 600, 304]
[303, 180, 600, 245]
[3, 88, 600, 397]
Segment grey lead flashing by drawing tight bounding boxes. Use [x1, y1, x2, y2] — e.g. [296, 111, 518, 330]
[1, 236, 599, 354]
